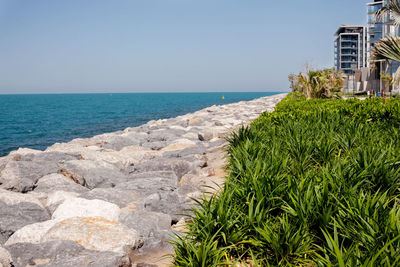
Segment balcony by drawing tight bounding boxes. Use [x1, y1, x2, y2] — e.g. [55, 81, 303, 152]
[341, 50, 358, 55]
[341, 45, 357, 49]
[341, 64, 357, 69]
[341, 37, 358, 41]
[341, 59, 357, 63]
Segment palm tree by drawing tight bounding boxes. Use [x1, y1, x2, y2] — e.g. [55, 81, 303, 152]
[372, 0, 400, 85]
[375, 0, 400, 27]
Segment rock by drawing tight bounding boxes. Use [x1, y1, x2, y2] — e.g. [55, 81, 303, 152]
[5, 220, 58, 246]
[119, 211, 172, 239]
[160, 139, 197, 152]
[134, 264, 157, 267]
[171, 217, 190, 233]
[21, 151, 77, 163]
[46, 191, 81, 214]
[117, 171, 179, 192]
[162, 144, 206, 158]
[59, 160, 128, 189]
[8, 147, 42, 156]
[0, 188, 44, 207]
[42, 217, 142, 254]
[79, 188, 141, 208]
[115, 177, 177, 192]
[143, 191, 189, 218]
[198, 132, 214, 141]
[34, 173, 89, 194]
[141, 141, 167, 151]
[5, 240, 130, 267]
[133, 159, 193, 180]
[200, 167, 216, 177]
[0, 199, 50, 245]
[147, 129, 185, 143]
[0, 161, 51, 192]
[188, 117, 203, 126]
[101, 135, 141, 151]
[52, 198, 121, 222]
[0, 246, 12, 267]
[0, 151, 77, 192]
[208, 139, 227, 148]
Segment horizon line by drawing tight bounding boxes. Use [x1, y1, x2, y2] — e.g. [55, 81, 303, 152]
[0, 90, 287, 96]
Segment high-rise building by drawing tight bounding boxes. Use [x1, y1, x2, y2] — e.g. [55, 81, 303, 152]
[334, 25, 368, 75]
[367, 0, 400, 90]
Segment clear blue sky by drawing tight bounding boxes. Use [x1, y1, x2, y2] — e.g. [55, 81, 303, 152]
[0, 0, 370, 94]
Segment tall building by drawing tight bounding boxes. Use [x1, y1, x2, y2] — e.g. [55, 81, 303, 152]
[367, 0, 400, 90]
[334, 25, 368, 75]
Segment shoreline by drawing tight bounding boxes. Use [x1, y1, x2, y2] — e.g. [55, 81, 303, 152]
[0, 92, 283, 158]
[0, 93, 286, 266]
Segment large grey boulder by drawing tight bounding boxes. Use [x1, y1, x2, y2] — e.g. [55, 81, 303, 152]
[116, 170, 179, 193]
[162, 144, 206, 158]
[59, 160, 128, 189]
[34, 173, 89, 194]
[79, 188, 142, 208]
[0, 152, 77, 192]
[101, 135, 141, 151]
[132, 159, 193, 181]
[142, 190, 191, 219]
[0, 200, 50, 245]
[146, 129, 186, 143]
[5, 240, 130, 267]
[119, 211, 171, 240]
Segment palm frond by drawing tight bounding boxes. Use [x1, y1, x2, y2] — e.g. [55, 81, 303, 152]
[372, 36, 400, 62]
[375, 0, 400, 28]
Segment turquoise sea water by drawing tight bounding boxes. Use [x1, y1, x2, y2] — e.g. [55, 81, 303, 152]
[0, 92, 280, 156]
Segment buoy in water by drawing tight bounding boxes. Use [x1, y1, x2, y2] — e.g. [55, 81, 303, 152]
[222, 95, 224, 100]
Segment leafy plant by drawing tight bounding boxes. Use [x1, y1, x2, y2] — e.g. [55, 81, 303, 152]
[172, 94, 400, 266]
[289, 69, 343, 99]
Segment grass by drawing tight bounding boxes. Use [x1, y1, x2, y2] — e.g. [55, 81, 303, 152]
[172, 93, 400, 266]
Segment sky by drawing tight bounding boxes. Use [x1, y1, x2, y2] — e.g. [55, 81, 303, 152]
[0, 0, 371, 94]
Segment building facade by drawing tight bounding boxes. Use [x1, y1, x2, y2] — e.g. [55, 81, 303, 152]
[334, 25, 368, 75]
[334, 1, 400, 92]
[367, 0, 400, 91]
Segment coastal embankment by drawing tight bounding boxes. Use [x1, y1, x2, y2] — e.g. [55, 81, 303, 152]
[0, 93, 286, 267]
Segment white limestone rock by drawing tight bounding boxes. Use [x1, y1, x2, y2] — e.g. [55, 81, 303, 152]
[0, 246, 12, 267]
[42, 217, 142, 253]
[5, 220, 58, 246]
[52, 197, 121, 222]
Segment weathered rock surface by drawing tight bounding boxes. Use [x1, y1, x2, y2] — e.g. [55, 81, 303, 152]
[0, 94, 286, 265]
[34, 173, 89, 194]
[0, 246, 12, 267]
[52, 198, 121, 222]
[0, 189, 50, 245]
[42, 217, 142, 254]
[5, 240, 130, 267]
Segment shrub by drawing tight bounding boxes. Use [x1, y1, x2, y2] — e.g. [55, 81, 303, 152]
[289, 69, 343, 99]
[172, 94, 400, 266]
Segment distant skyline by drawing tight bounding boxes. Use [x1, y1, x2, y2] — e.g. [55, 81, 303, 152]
[0, 0, 370, 94]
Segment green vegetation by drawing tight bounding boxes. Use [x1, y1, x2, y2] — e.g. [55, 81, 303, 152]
[172, 94, 400, 266]
[288, 69, 343, 99]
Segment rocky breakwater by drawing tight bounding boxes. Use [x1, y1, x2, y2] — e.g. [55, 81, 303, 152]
[0, 93, 286, 267]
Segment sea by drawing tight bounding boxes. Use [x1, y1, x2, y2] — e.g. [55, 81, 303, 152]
[0, 92, 280, 157]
